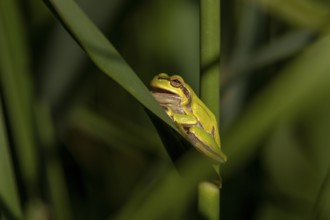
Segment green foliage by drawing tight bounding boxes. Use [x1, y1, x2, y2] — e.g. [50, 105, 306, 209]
[0, 0, 39, 196]
[0, 100, 21, 220]
[1, 0, 330, 219]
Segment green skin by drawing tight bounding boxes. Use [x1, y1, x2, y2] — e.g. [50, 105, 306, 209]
[151, 73, 227, 164]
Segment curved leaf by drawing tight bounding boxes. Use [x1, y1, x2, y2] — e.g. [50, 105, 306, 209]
[44, 0, 175, 130]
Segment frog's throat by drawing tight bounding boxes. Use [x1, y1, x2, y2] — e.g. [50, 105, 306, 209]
[151, 92, 181, 105]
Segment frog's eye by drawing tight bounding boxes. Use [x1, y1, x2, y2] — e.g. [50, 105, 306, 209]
[170, 78, 181, 88]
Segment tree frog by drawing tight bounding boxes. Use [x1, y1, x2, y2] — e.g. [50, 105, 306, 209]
[150, 73, 227, 164]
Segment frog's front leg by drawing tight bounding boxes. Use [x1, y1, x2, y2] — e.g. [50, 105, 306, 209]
[166, 111, 198, 135]
[172, 113, 198, 126]
[188, 126, 227, 163]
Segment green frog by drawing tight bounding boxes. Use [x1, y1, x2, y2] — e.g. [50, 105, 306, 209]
[150, 73, 227, 164]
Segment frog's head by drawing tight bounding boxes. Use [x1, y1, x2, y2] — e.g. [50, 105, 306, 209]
[150, 73, 192, 105]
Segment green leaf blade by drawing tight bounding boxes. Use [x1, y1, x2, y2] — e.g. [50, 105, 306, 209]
[0, 98, 22, 219]
[45, 0, 174, 129]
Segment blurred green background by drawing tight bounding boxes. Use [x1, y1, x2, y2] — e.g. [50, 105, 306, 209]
[1, 0, 330, 219]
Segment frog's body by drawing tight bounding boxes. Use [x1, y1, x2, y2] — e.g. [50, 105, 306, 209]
[150, 73, 227, 163]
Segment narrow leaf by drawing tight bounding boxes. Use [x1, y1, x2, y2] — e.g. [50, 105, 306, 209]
[0, 98, 22, 219]
[0, 0, 39, 194]
[44, 0, 174, 129]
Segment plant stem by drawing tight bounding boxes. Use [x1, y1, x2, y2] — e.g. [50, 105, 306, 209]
[200, 0, 220, 120]
[199, 0, 221, 219]
[198, 182, 220, 220]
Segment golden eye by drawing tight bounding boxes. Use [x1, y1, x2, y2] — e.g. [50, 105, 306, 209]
[170, 78, 181, 88]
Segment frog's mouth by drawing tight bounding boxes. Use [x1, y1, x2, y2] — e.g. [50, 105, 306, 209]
[151, 87, 177, 95]
[150, 88, 181, 105]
